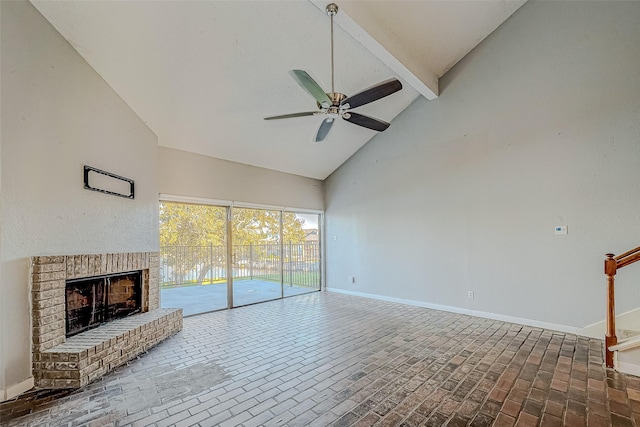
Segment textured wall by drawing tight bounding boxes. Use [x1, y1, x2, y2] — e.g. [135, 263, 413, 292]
[159, 147, 324, 211]
[325, 1, 640, 329]
[1, 1, 158, 394]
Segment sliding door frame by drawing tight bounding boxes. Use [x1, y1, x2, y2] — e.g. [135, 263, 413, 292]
[226, 206, 234, 308]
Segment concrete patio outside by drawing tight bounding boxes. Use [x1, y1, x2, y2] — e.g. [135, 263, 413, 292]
[161, 279, 319, 316]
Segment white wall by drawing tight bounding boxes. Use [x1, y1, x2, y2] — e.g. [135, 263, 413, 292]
[1, 1, 159, 398]
[158, 147, 324, 210]
[325, 0, 640, 331]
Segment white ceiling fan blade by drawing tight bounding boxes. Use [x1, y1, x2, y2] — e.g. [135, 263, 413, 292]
[264, 111, 318, 120]
[289, 70, 331, 108]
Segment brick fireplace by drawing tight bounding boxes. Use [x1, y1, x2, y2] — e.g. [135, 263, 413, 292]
[31, 252, 182, 389]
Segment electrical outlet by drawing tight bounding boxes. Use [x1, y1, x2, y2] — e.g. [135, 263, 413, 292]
[467, 291, 474, 299]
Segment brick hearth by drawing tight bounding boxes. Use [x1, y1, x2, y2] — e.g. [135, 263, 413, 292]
[30, 253, 182, 389]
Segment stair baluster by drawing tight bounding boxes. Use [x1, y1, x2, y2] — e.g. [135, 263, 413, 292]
[605, 253, 617, 368]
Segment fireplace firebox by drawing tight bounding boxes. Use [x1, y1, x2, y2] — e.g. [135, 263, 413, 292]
[65, 271, 142, 337]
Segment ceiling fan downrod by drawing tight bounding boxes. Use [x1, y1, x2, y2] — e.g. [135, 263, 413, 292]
[326, 3, 338, 94]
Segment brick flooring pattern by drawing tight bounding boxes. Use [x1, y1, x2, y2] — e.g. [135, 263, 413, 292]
[2, 292, 640, 426]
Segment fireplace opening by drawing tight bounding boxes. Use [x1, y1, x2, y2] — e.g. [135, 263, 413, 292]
[65, 271, 142, 337]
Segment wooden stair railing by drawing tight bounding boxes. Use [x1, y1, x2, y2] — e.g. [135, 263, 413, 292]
[605, 245, 640, 368]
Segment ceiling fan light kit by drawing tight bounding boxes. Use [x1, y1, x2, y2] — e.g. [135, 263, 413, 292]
[264, 3, 403, 142]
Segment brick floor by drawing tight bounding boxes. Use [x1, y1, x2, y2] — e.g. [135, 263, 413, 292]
[1, 292, 640, 426]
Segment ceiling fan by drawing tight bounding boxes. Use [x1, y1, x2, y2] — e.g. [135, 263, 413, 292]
[264, 3, 403, 142]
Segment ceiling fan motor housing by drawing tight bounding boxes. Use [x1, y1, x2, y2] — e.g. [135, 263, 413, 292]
[318, 92, 347, 118]
[317, 92, 346, 108]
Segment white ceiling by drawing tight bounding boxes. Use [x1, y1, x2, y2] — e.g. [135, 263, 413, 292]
[31, 0, 526, 180]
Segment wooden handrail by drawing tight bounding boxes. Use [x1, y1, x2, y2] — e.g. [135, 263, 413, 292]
[614, 245, 640, 262]
[618, 252, 640, 269]
[605, 247, 640, 368]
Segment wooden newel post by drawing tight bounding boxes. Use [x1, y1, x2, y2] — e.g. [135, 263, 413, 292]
[605, 253, 618, 368]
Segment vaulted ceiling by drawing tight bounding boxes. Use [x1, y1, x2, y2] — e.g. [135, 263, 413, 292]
[31, 0, 526, 180]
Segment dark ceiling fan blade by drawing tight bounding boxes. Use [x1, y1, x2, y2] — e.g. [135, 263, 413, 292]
[289, 70, 332, 108]
[264, 111, 317, 120]
[340, 78, 402, 110]
[315, 118, 335, 142]
[343, 112, 390, 132]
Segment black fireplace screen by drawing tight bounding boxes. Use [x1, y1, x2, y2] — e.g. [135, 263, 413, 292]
[65, 271, 142, 337]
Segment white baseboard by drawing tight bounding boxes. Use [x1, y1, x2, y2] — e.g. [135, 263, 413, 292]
[326, 287, 580, 335]
[1, 377, 34, 402]
[616, 360, 640, 377]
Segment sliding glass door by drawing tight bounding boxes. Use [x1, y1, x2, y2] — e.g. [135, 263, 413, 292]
[283, 212, 321, 297]
[159, 201, 322, 315]
[232, 207, 282, 307]
[159, 202, 228, 316]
